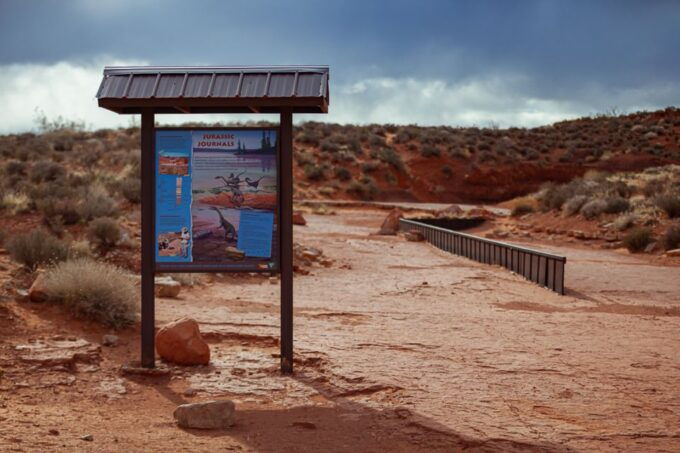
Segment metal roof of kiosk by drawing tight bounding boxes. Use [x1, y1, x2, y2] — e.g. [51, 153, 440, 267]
[96, 65, 329, 114]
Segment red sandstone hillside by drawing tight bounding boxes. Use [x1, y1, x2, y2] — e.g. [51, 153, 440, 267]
[1, 107, 679, 205]
[292, 107, 680, 203]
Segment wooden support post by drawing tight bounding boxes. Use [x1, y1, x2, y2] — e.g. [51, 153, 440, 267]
[279, 109, 294, 374]
[140, 109, 156, 368]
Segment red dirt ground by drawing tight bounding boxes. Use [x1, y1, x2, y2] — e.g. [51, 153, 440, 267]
[1, 208, 679, 452]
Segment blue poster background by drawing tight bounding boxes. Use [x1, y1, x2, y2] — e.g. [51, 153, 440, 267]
[155, 130, 192, 263]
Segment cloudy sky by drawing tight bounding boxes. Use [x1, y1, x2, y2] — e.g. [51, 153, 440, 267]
[1, 0, 679, 133]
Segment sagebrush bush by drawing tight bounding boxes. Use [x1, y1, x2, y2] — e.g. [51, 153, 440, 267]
[612, 213, 636, 231]
[421, 145, 440, 158]
[661, 223, 680, 250]
[375, 148, 404, 171]
[6, 229, 69, 270]
[348, 176, 378, 200]
[4, 160, 27, 176]
[87, 217, 120, 249]
[334, 167, 352, 181]
[77, 187, 118, 220]
[604, 196, 630, 214]
[511, 203, 534, 217]
[562, 195, 589, 216]
[29, 160, 65, 183]
[580, 199, 607, 220]
[42, 258, 137, 328]
[623, 227, 654, 253]
[303, 163, 325, 181]
[654, 192, 680, 218]
[120, 176, 141, 203]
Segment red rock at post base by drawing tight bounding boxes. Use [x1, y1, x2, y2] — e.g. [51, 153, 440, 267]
[292, 211, 307, 226]
[155, 317, 210, 366]
[378, 208, 403, 235]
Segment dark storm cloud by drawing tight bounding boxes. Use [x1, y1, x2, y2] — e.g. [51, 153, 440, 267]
[0, 0, 678, 131]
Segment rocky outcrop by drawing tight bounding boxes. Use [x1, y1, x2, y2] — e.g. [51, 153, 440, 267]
[378, 208, 403, 235]
[155, 317, 210, 366]
[173, 400, 235, 429]
[15, 337, 101, 369]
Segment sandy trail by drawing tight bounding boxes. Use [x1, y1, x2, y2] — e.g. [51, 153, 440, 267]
[2, 208, 679, 452]
[157, 209, 680, 451]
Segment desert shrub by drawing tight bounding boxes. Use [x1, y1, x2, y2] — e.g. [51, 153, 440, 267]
[297, 130, 320, 146]
[347, 176, 378, 200]
[35, 196, 81, 225]
[643, 178, 667, 197]
[120, 176, 141, 203]
[612, 213, 636, 231]
[5, 229, 69, 270]
[334, 167, 352, 181]
[4, 160, 27, 176]
[376, 148, 404, 171]
[661, 223, 680, 250]
[421, 145, 440, 158]
[320, 138, 340, 153]
[295, 150, 316, 166]
[654, 192, 680, 218]
[604, 196, 630, 214]
[1, 192, 31, 215]
[622, 227, 654, 253]
[368, 134, 386, 148]
[29, 160, 65, 183]
[87, 217, 120, 249]
[42, 258, 137, 328]
[580, 199, 608, 220]
[303, 163, 325, 181]
[386, 172, 397, 185]
[77, 187, 119, 221]
[511, 203, 534, 217]
[562, 195, 589, 216]
[361, 161, 380, 173]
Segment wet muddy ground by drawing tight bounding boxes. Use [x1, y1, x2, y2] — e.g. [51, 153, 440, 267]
[1, 208, 679, 452]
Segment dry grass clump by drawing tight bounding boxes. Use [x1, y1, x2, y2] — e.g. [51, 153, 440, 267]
[623, 227, 654, 253]
[5, 229, 69, 270]
[1, 191, 31, 215]
[42, 258, 137, 328]
[661, 223, 680, 250]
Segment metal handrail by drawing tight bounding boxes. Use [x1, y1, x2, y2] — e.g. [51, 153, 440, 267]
[399, 218, 566, 294]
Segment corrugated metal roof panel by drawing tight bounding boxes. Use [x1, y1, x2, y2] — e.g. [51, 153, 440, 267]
[155, 74, 185, 98]
[268, 73, 295, 97]
[239, 73, 268, 97]
[183, 74, 211, 97]
[98, 75, 129, 98]
[127, 75, 156, 98]
[296, 73, 323, 97]
[212, 74, 240, 97]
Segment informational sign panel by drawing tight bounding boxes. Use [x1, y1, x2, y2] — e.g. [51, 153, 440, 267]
[155, 128, 279, 271]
